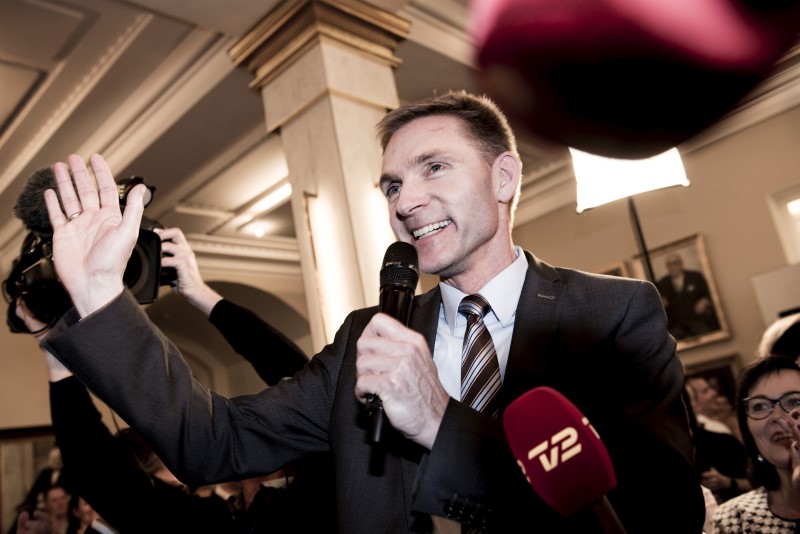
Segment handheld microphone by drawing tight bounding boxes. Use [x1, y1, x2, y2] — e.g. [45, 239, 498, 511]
[503, 387, 627, 533]
[366, 241, 419, 443]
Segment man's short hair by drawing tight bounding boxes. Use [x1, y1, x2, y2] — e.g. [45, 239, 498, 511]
[376, 90, 522, 225]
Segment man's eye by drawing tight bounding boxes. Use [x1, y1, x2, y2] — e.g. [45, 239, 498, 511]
[384, 184, 400, 199]
[430, 163, 443, 172]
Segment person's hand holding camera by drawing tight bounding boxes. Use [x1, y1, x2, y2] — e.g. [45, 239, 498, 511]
[45, 154, 147, 317]
[156, 226, 223, 317]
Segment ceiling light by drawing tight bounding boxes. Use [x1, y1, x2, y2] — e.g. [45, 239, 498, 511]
[239, 219, 278, 238]
[235, 181, 292, 237]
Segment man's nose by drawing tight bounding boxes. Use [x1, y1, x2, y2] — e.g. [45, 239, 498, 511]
[395, 182, 428, 217]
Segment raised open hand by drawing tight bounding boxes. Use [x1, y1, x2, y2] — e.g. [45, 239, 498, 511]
[44, 154, 147, 316]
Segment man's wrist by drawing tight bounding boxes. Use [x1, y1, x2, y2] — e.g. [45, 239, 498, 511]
[71, 283, 125, 318]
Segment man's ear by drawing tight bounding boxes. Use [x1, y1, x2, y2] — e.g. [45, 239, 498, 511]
[494, 152, 522, 203]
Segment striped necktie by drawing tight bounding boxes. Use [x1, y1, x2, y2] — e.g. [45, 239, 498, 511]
[459, 294, 502, 418]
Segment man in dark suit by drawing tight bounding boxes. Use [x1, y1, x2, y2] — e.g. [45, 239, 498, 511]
[40, 91, 703, 533]
[657, 253, 721, 339]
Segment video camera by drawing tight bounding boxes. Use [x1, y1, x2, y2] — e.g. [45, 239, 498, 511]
[3, 176, 177, 334]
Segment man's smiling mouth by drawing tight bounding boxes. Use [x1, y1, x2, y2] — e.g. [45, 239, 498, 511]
[413, 220, 451, 239]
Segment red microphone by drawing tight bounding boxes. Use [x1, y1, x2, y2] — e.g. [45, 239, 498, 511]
[503, 386, 626, 533]
[470, 0, 800, 159]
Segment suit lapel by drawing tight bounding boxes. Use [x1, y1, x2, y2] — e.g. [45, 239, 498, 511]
[410, 286, 441, 352]
[501, 251, 566, 405]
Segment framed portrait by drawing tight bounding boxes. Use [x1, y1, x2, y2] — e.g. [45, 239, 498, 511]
[631, 234, 731, 351]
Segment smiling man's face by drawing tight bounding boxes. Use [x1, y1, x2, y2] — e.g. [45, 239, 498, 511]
[380, 115, 508, 287]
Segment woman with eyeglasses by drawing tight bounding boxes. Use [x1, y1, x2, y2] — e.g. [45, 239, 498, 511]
[711, 354, 800, 533]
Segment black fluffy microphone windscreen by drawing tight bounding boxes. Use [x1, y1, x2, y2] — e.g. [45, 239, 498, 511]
[13, 167, 60, 236]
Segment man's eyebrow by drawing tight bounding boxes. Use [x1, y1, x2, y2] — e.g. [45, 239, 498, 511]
[379, 152, 442, 188]
[413, 151, 439, 167]
[379, 172, 400, 189]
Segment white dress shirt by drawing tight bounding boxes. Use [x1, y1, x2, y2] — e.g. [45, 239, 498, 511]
[433, 246, 528, 400]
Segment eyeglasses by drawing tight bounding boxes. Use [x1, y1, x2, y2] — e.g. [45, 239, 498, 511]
[743, 391, 800, 420]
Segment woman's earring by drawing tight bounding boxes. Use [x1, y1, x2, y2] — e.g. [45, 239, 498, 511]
[757, 454, 765, 463]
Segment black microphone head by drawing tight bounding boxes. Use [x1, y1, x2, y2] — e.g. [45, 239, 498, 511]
[13, 166, 61, 236]
[380, 241, 419, 290]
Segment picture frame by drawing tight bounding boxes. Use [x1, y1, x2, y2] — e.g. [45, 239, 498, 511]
[631, 234, 731, 351]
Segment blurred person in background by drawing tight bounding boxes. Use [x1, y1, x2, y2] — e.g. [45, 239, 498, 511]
[712, 355, 800, 533]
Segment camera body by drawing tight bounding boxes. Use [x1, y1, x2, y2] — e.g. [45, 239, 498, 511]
[3, 177, 177, 333]
[126, 216, 178, 304]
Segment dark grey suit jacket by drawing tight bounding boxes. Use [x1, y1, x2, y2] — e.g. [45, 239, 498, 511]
[45, 251, 704, 533]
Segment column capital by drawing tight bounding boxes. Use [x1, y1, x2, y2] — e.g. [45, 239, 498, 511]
[229, 0, 410, 91]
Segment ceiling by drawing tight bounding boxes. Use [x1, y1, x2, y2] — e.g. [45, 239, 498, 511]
[0, 0, 572, 273]
[1, 0, 799, 282]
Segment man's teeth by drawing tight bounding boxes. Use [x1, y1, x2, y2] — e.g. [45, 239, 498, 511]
[414, 220, 451, 239]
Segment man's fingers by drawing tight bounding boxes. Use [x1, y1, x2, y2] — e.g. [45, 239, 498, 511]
[52, 161, 81, 218]
[88, 153, 119, 209]
[363, 313, 410, 340]
[66, 154, 101, 211]
[44, 189, 67, 227]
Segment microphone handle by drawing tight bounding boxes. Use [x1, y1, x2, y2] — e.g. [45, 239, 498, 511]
[368, 285, 414, 443]
[591, 496, 627, 534]
[366, 394, 385, 443]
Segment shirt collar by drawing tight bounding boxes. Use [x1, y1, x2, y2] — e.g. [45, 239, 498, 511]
[440, 246, 528, 334]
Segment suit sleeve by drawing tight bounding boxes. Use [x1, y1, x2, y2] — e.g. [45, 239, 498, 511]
[592, 279, 704, 533]
[44, 290, 337, 489]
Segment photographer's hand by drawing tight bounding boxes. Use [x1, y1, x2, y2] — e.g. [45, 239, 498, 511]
[45, 154, 147, 317]
[157, 226, 223, 316]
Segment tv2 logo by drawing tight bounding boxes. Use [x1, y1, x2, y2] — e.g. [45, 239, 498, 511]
[517, 417, 599, 477]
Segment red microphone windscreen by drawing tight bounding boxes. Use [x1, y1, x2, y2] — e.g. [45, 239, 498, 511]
[503, 387, 616, 516]
[469, 0, 800, 159]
